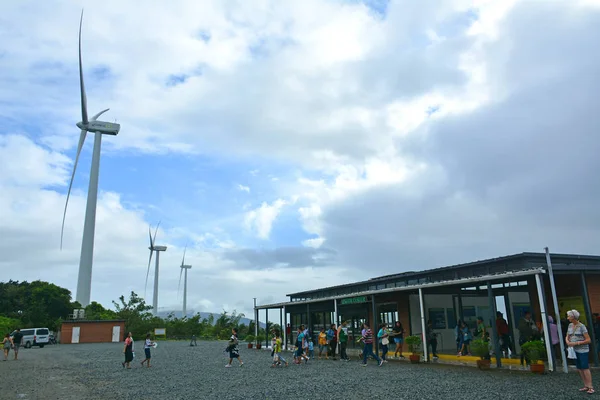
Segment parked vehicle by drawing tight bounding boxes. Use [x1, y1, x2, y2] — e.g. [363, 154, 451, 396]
[10, 328, 50, 348]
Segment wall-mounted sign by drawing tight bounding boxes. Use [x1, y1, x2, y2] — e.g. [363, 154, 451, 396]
[154, 328, 166, 336]
[340, 296, 368, 305]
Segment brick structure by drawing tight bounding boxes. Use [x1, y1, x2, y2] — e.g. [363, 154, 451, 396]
[61, 320, 126, 344]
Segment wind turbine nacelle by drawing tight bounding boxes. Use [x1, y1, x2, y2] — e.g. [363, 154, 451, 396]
[154, 246, 167, 251]
[77, 120, 120, 135]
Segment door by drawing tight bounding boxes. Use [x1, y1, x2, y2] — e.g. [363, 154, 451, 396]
[112, 326, 121, 343]
[71, 327, 80, 344]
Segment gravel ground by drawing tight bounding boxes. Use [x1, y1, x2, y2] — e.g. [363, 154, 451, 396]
[0, 341, 597, 400]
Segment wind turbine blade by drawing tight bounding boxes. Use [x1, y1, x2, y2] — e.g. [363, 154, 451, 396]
[148, 225, 153, 248]
[60, 128, 87, 250]
[91, 108, 109, 121]
[144, 249, 153, 298]
[153, 221, 161, 244]
[181, 242, 188, 266]
[177, 267, 183, 299]
[78, 9, 88, 125]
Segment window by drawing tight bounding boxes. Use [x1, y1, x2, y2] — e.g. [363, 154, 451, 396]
[376, 284, 385, 290]
[21, 330, 34, 336]
[36, 329, 49, 335]
[385, 283, 395, 289]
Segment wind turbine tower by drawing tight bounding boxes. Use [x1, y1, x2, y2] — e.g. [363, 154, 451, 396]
[146, 223, 167, 316]
[178, 245, 192, 318]
[61, 10, 121, 307]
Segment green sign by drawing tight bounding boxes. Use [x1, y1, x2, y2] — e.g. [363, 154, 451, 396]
[340, 296, 367, 305]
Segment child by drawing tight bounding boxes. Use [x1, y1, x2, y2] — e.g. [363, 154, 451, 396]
[2, 334, 11, 361]
[226, 327, 244, 367]
[308, 339, 314, 359]
[271, 331, 288, 367]
[141, 333, 155, 367]
[318, 328, 328, 360]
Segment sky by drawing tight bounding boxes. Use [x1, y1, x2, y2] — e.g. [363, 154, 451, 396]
[1, 0, 600, 322]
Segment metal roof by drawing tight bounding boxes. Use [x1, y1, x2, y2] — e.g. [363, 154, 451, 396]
[286, 251, 600, 298]
[257, 267, 545, 309]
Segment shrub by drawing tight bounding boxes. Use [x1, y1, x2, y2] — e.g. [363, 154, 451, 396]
[521, 340, 547, 363]
[405, 335, 422, 354]
[470, 339, 489, 359]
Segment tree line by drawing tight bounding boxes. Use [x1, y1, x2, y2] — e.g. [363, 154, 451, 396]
[0, 280, 269, 341]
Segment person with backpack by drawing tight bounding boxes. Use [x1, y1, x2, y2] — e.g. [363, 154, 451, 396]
[225, 327, 244, 368]
[326, 324, 337, 360]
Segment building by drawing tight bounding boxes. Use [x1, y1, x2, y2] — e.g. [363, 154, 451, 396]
[61, 320, 126, 344]
[254, 251, 600, 371]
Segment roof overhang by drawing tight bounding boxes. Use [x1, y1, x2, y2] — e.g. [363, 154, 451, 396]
[255, 267, 545, 310]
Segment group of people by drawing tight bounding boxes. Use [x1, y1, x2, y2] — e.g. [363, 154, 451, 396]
[121, 332, 156, 369]
[2, 328, 23, 361]
[280, 320, 407, 367]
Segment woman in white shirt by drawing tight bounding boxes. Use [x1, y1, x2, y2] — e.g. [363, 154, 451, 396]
[141, 333, 155, 368]
[566, 310, 593, 394]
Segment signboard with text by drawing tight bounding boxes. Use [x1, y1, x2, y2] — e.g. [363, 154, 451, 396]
[340, 296, 368, 305]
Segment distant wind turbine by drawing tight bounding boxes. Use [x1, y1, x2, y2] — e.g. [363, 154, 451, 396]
[177, 244, 192, 318]
[145, 222, 167, 316]
[60, 9, 121, 307]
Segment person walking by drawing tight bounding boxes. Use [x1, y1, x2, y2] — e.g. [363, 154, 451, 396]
[391, 321, 405, 359]
[140, 334, 155, 368]
[496, 312, 513, 357]
[337, 321, 350, 361]
[358, 323, 383, 367]
[190, 334, 197, 347]
[426, 320, 439, 360]
[566, 310, 593, 394]
[122, 332, 134, 369]
[318, 328, 328, 359]
[326, 324, 337, 360]
[225, 327, 244, 367]
[11, 328, 23, 361]
[2, 334, 12, 361]
[271, 330, 288, 367]
[377, 323, 389, 362]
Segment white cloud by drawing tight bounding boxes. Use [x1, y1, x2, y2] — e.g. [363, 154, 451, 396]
[244, 199, 287, 239]
[237, 184, 250, 193]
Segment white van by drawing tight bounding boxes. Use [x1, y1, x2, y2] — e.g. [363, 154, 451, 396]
[11, 328, 50, 348]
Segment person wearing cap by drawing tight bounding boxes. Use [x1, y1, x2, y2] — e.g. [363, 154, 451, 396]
[567, 309, 593, 394]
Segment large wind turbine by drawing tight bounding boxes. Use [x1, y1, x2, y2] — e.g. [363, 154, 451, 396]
[60, 9, 121, 307]
[177, 244, 192, 318]
[145, 223, 167, 316]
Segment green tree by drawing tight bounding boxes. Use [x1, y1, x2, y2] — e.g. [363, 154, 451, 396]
[85, 301, 117, 320]
[112, 291, 153, 338]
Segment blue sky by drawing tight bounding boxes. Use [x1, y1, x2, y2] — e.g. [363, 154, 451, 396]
[1, 0, 599, 320]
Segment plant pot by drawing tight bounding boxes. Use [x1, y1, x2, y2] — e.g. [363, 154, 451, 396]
[530, 363, 545, 374]
[256, 344, 262, 350]
[247, 343, 253, 349]
[476, 359, 491, 370]
[409, 354, 420, 364]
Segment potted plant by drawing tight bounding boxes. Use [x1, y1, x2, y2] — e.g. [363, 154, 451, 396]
[521, 340, 546, 374]
[405, 335, 422, 363]
[245, 335, 254, 349]
[256, 334, 264, 350]
[471, 339, 491, 370]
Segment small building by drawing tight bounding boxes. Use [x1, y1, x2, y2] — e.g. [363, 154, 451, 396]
[61, 320, 126, 344]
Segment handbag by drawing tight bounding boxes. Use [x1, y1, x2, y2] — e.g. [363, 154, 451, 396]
[382, 337, 389, 346]
[567, 347, 577, 359]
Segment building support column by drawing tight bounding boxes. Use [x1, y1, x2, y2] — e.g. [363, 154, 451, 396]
[545, 248, 568, 373]
[333, 298, 338, 327]
[265, 308, 269, 348]
[487, 281, 502, 368]
[535, 274, 554, 372]
[307, 303, 311, 340]
[457, 292, 464, 322]
[282, 306, 287, 350]
[253, 298, 258, 348]
[419, 288, 428, 362]
[371, 295, 378, 354]
[581, 271, 600, 367]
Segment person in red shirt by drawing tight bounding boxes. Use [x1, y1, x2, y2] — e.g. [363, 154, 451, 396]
[496, 312, 514, 357]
